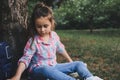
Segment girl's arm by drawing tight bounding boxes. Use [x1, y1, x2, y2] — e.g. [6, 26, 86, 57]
[8, 38, 36, 80]
[60, 50, 87, 66]
[59, 50, 73, 62]
[8, 62, 26, 80]
[54, 32, 73, 62]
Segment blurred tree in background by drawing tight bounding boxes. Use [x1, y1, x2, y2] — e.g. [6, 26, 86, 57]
[4, 0, 118, 31]
[53, 0, 120, 31]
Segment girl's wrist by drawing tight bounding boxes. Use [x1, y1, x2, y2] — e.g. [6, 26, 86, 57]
[70, 60, 73, 62]
[14, 73, 21, 80]
[68, 58, 73, 62]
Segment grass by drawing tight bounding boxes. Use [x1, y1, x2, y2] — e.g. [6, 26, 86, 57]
[56, 29, 120, 80]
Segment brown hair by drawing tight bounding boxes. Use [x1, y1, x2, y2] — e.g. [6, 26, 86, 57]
[27, 2, 55, 47]
[28, 2, 55, 39]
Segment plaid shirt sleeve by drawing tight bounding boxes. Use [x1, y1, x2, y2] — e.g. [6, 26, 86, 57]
[18, 38, 36, 68]
[53, 32, 65, 54]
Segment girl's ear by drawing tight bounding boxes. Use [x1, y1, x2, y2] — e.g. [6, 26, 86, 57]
[51, 19, 55, 30]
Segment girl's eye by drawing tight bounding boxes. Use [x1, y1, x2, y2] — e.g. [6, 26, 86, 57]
[36, 24, 48, 28]
[36, 25, 42, 28]
[44, 25, 48, 28]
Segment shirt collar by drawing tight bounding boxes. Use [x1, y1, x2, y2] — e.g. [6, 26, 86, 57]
[36, 32, 53, 45]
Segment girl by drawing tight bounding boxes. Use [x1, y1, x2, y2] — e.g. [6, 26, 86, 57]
[8, 2, 103, 80]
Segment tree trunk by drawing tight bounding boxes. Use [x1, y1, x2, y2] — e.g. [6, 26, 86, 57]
[0, 0, 28, 62]
[88, 15, 94, 33]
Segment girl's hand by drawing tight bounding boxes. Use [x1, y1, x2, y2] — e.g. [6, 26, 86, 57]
[7, 62, 26, 80]
[7, 76, 20, 80]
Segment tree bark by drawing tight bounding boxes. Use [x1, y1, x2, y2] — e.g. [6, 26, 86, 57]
[88, 15, 94, 33]
[0, 0, 28, 61]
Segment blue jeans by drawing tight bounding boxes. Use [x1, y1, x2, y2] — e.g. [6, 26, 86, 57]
[29, 61, 93, 80]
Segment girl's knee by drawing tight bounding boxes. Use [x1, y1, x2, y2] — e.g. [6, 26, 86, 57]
[74, 61, 86, 67]
[75, 61, 84, 64]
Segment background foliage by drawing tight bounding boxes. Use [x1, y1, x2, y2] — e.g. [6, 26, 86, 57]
[28, 0, 120, 30]
[53, 0, 120, 29]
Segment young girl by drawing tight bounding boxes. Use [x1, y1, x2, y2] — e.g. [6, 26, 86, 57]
[8, 2, 103, 80]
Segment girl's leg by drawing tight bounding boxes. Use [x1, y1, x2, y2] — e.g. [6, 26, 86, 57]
[30, 65, 76, 80]
[29, 69, 47, 80]
[55, 61, 93, 79]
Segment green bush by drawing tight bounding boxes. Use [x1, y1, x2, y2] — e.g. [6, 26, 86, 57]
[54, 0, 120, 29]
[28, 0, 120, 29]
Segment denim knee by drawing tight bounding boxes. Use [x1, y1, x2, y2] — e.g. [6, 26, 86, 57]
[74, 61, 86, 68]
[74, 61, 93, 79]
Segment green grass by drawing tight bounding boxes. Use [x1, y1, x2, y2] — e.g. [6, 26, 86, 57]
[56, 29, 120, 80]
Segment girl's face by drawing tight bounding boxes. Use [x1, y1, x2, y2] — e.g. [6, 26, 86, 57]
[35, 17, 52, 37]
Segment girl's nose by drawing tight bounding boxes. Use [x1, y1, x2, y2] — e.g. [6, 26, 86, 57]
[41, 27, 45, 32]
